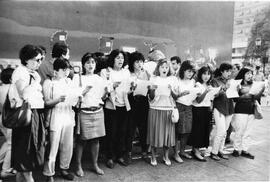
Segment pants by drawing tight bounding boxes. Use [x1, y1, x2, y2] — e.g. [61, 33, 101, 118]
[211, 109, 233, 155]
[0, 120, 12, 172]
[43, 124, 74, 176]
[104, 107, 128, 160]
[232, 114, 255, 152]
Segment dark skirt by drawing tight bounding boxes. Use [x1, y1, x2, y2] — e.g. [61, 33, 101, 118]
[11, 109, 44, 172]
[175, 103, 193, 134]
[188, 106, 212, 148]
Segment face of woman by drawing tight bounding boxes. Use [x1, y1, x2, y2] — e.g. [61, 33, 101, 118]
[201, 71, 211, 83]
[26, 53, 43, 71]
[134, 60, 144, 71]
[84, 58, 96, 74]
[244, 71, 253, 82]
[159, 62, 169, 77]
[184, 69, 194, 79]
[221, 69, 232, 80]
[56, 68, 68, 79]
[113, 53, 124, 70]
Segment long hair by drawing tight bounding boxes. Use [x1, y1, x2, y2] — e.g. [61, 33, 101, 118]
[178, 60, 195, 79]
[107, 49, 127, 69]
[153, 59, 171, 76]
[197, 66, 212, 85]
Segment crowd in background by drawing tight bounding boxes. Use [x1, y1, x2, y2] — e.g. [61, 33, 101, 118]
[0, 42, 268, 182]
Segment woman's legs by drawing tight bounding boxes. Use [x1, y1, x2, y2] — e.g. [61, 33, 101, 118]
[75, 139, 86, 177]
[90, 138, 104, 175]
[150, 147, 157, 166]
[179, 133, 192, 158]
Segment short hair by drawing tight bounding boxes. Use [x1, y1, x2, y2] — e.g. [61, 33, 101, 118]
[255, 65, 260, 70]
[197, 66, 212, 85]
[81, 52, 97, 75]
[19, 44, 41, 66]
[0, 67, 14, 84]
[170, 56, 181, 64]
[107, 49, 127, 69]
[178, 60, 195, 79]
[153, 59, 171, 76]
[38, 45, 46, 54]
[128, 51, 145, 73]
[53, 58, 69, 71]
[213, 63, 233, 78]
[233, 63, 240, 71]
[52, 42, 69, 58]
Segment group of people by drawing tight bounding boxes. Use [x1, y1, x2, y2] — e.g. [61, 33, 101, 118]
[0, 42, 266, 182]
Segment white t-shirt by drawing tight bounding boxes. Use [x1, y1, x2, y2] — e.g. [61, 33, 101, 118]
[192, 82, 212, 107]
[12, 66, 44, 109]
[174, 78, 196, 106]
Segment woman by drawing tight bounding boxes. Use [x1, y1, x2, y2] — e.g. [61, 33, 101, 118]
[74, 53, 106, 176]
[211, 63, 234, 161]
[126, 51, 150, 163]
[11, 44, 45, 182]
[232, 68, 265, 159]
[100, 49, 131, 168]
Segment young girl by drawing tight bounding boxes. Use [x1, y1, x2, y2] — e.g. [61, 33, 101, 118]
[100, 49, 131, 168]
[126, 51, 150, 163]
[211, 63, 234, 161]
[173, 60, 196, 161]
[74, 53, 107, 176]
[147, 59, 176, 166]
[232, 68, 265, 159]
[43, 58, 90, 182]
[188, 66, 213, 161]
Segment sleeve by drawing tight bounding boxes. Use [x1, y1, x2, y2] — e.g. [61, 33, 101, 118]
[42, 79, 53, 101]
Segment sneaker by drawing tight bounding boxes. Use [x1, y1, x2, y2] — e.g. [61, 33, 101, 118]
[241, 151, 255, 159]
[210, 153, 220, 161]
[150, 157, 157, 166]
[218, 152, 229, 160]
[0, 171, 16, 178]
[232, 150, 240, 157]
[60, 170, 74, 181]
[162, 156, 171, 166]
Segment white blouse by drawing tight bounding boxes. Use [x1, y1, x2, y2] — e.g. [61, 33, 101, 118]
[192, 82, 212, 107]
[174, 78, 196, 106]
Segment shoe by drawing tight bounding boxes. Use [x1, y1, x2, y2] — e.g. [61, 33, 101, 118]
[232, 150, 240, 157]
[241, 151, 255, 159]
[218, 152, 229, 160]
[173, 155, 183, 163]
[191, 151, 207, 162]
[162, 156, 171, 166]
[179, 152, 192, 159]
[75, 168, 84, 177]
[150, 157, 157, 166]
[46, 176, 54, 182]
[60, 170, 74, 181]
[0, 171, 16, 178]
[92, 167, 104, 175]
[210, 153, 220, 161]
[106, 159, 115, 169]
[117, 157, 128, 166]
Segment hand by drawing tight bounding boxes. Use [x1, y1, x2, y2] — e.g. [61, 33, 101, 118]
[82, 86, 92, 95]
[58, 95, 66, 102]
[180, 91, 190, 97]
[130, 82, 137, 91]
[225, 82, 230, 89]
[113, 81, 121, 89]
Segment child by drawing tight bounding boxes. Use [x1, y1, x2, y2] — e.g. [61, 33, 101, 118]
[172, 60, 197, 161]
[147, 59, 176, 166]
[43, 58, 90, 182]
[188, 66, 213, 161]
[0, 68, 16, 178]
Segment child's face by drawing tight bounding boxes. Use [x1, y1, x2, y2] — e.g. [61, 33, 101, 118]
[184, 69, 194, 79]
[221, 69, 232, 80]
[114, 53, 124, 70]
[244, 71, 253, 82]
[159, 62, 170, 77]
[134, 60, 144, 71]
[202, 71, 211, 83]
[84, 58, 96, 74]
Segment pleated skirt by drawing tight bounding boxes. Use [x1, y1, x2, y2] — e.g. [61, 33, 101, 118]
[147, 108, 175, 147]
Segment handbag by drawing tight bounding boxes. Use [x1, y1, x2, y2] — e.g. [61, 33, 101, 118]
[254, 100, 263, 120]
[171, 107, 179, 123]
[2, 92, 32, 128]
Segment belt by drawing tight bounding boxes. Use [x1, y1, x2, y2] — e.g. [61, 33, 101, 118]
[81, 106, 102, 112]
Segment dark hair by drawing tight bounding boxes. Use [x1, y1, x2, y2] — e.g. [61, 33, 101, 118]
[81, 52, 97, 75]
[197, 66, 212, 85]
[128, 51, 145, 73]
[93, 52, 104, 58]
[153, 59, 171, 76]
[107, 49, 127, 69]
[255, 65, 260, 70]
[170, 56, 181, 64]
[213, 63, 233, 78]
[178, 60, 195, 79]
[53, 58, 69, 71]
[38, 45, 46, 54]
[235, 68, 253, 85]
[233, 63, 240, 71]
[19, 44, 41, 66]
[0, 67, 14, 84]
[52, 42, 69, 58]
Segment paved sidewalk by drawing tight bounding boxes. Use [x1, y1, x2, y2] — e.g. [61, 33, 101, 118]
[1, 104, 270, 182]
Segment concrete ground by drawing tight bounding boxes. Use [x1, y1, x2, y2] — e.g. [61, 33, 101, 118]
[1, 98, 270, 182]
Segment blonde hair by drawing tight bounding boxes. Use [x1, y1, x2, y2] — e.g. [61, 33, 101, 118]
[153, 59, 172, 76]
